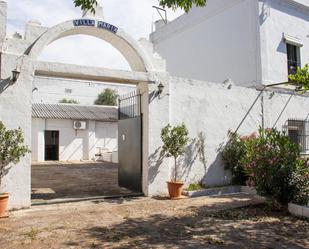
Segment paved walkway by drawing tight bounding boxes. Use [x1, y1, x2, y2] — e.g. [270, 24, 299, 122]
[31, 162, 135, 203]
[1, 194, 308, 248]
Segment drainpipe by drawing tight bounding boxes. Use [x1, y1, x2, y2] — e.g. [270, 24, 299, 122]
[261, 91, 265, 130]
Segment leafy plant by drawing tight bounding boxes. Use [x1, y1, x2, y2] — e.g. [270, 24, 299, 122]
[159, 0, 207, 12]
[289, 158, 309, 206]
[288, 64, 309, 92]
[161, 123, 189, 182]
[220, 131, 252, 185]
[73, 0, 208, 13]
[242, 128, 301, 204]
[0, 122, 30, 192]
[221, 128, 309, 205]
[59, 98, 79, 104]
[94, 88, 118, 106]
[186, 182, 206, 191]
[73, 0, 97, 14]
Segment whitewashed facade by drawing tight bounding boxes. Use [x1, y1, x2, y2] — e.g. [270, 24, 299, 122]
[150, 0, 309, 86]
[31, 103, 118, 162]
[0, 1, 309, 210]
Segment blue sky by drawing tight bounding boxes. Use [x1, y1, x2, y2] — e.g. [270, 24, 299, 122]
[7, 0, 183, 69]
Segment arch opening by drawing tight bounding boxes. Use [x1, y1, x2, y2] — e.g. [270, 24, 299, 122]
[38, 34, 131, 71]
[28, 20, 153, 72]
[29, 20, 149, 203]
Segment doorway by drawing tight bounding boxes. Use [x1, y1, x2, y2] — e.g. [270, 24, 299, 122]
[44, 130, 59, 161]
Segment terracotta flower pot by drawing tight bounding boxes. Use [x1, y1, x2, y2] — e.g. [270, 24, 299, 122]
[167, 181, 184, 199]
[0, 193, 9, 218]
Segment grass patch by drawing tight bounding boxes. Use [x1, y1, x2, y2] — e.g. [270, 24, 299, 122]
[186, 183, 206, 191]
[24, 228, 40, 241]
[185, 183, 234, 191]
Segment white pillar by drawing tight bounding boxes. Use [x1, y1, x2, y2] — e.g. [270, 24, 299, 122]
[88, 121, 96, 160]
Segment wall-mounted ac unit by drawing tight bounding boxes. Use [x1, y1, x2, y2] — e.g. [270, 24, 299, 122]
[73, 120, 86, 130]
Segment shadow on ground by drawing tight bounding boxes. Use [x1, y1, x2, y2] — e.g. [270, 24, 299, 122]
[79, 203, 309, 249]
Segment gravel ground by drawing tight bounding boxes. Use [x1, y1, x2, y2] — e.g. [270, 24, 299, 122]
[0, 194, 308, 249]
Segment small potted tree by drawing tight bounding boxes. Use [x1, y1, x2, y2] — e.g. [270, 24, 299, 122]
[161, 123, 189, 198]
[0, 122, 30, 218]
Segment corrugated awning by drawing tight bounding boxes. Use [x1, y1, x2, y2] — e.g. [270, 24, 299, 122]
[32, 103, 118, 122]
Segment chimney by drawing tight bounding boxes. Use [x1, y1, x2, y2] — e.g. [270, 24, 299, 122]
[154, 19, 166, 31]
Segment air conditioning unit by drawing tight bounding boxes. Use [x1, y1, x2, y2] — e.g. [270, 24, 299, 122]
[73, 121, 86, 130]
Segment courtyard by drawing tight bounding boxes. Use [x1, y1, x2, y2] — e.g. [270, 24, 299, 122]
[1, 194, 308, 249]
[31, 162, 136, 204]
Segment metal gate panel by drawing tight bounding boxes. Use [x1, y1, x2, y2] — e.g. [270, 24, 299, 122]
[118, 116, 142, 192]
[118, 91, 142, 192]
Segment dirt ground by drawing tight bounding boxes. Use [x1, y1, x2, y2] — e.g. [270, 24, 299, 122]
[1, 194, 308, 249]
[31, 162, 135, 203]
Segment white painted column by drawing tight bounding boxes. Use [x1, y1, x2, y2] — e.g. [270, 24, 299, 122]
[142, 72, 171, 196]
[88, 121, 96, 160]
[31, 118, 45, 162]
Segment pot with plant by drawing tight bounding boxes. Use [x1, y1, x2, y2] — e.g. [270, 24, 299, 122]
[0, 122, 30, 218]
[161, 123, 189, 199]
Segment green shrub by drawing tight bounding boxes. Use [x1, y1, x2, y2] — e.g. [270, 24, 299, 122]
[288, 64, 309, 92]
[186, 183, 206, 191]
[220, 131, 251, 185]
[59, 98, 79, 104]
[161, 123, 189, 182]
[290, 159, 309, 206]
[243, 128, 301, 204]
[94, 88, 118, 106]
[222, 128, 309, 205]
[0, 122, 30, 190]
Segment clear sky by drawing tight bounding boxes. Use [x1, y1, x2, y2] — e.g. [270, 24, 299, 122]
[7, 0, 183, 70]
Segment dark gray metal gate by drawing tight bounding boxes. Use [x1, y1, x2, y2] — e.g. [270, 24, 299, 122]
[118, 90, 142, 192]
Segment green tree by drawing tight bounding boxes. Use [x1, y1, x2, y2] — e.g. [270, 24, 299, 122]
[94, 88, 118, 106]
[0, 122, 30, 191]
[288, 64, 309, 92]
[59, 98, 79, 104]
[161, 123, 189, 182]
[73, 0, 207, 13]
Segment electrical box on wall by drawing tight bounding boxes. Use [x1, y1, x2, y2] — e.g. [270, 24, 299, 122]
[73, 120, 86, 130]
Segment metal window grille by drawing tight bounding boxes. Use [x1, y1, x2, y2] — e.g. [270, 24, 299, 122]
[118, 90, 141, 120]
[283, 119, 309, 153]
[287, 44, 301, 75]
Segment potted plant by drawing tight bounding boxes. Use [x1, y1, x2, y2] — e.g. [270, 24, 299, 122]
[0, 122, 30, 218]
[161, 123, 189, 198]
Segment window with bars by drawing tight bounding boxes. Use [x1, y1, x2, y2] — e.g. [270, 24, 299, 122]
[286, 43, 301, 75]
[284, 119, 309, 153]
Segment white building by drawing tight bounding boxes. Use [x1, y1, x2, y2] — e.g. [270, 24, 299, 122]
[1, 1, 309, 210]
[150, 0, 309, 86]
[31, 103, 118, 162]
[32, 76, 135, 105]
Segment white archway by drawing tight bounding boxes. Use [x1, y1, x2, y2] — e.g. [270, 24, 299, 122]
[27, 19, 153, 72]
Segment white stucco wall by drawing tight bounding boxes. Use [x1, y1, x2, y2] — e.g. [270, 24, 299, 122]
[32, 76, 135, 105]
[31, 118, 118, 162]
[170, 77, 261, 186]
[0, 1, 162, 208]
[170, 77, 309, 187]
[151, 0, 309, 87]
[150, 0, 260, 86]
[259, 0, 309, 85]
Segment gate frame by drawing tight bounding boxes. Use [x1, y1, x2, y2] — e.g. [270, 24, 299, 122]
[118, 91, 143, 192]
[2, 17, 157, 208]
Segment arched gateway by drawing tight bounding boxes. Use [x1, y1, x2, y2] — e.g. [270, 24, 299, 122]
[0, 1, 170, 209]
[27, 19, 154, 72]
